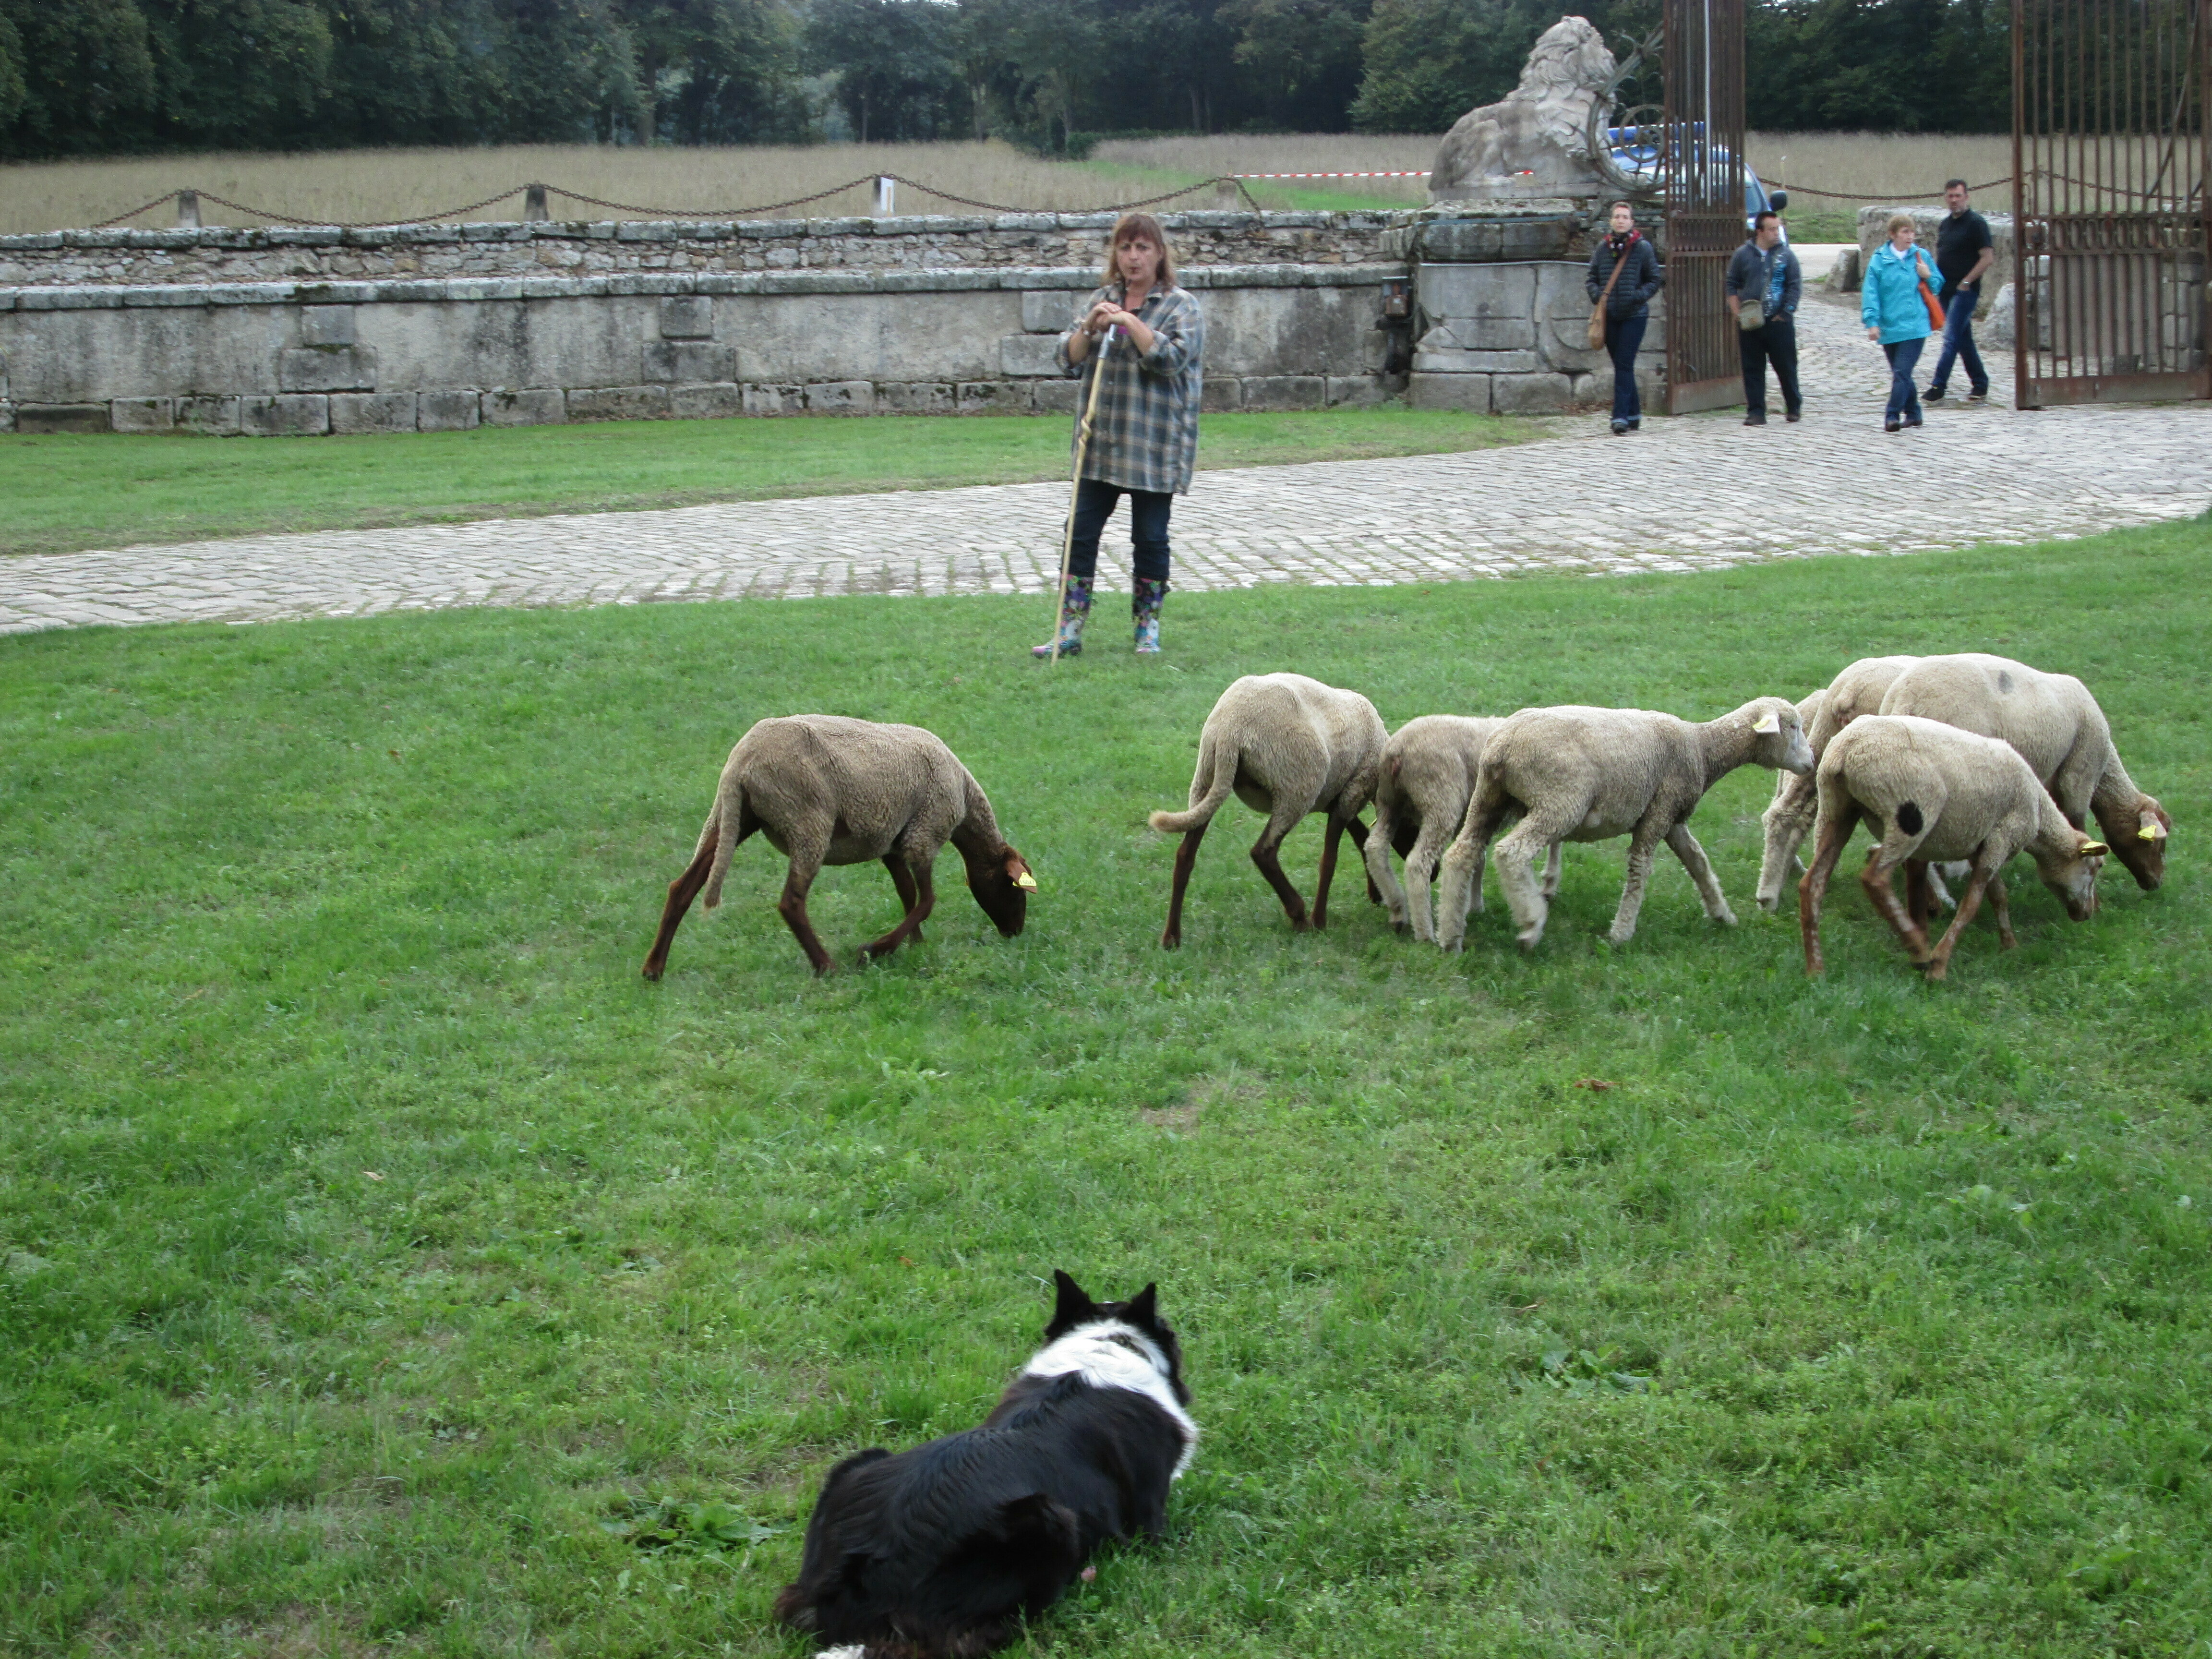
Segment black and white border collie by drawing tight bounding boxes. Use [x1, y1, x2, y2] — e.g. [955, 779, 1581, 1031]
[775, 1271, 1196, 1659]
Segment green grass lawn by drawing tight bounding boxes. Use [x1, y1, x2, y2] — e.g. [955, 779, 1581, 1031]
[0, 407, 1548, 560]
[3, 523, 2208, 1659]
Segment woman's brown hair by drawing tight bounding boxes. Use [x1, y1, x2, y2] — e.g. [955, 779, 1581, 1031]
[1100, 212, 1176, 288]
[1885, 212, 1916, 238]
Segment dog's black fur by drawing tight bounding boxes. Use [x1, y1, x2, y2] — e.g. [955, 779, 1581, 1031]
[773, 1272, 1193, 1659]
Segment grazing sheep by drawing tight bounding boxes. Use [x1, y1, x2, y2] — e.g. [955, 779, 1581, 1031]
[640, 716, 1036, 979]
[1437, 697, 1814, 951]
[1756, 657, 1927, 911]
[1149, 673, 1387, 949]
[1876, 652, 2171, 891]
[1364, 715, 1561, 942]
[1799, 714, 2108, 980]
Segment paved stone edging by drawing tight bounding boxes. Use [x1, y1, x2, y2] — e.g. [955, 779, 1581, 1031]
[2, 303, 2207, 637]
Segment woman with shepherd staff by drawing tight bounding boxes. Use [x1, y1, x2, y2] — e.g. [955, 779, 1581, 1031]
[1033, 212, 1205, 659]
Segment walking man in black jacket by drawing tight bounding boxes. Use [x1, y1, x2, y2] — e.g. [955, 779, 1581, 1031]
[1725, 212, 1802, 425]
[1925, 179, 1995, 402]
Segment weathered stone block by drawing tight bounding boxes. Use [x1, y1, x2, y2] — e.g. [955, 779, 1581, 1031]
[1021, 289, 1083, 332]
[331, 391, 419, 434]
[659, 295, 714, 338]
[278, 345, 378, 392]
[1406, 373, 1492, 413]
[417, 389, 481, 431]
[1240, 374, 1326, 411]
[1201, 376, 1244, 412]
[0, 403, 13, 434]
[566, 385, 671, 421]
[957, 382, 1025, 414]
[109, 397, 176, 433]
[242, 394, 330, 436]
[998, 335, 1064, 377]
[1410, 216, 1576, 262]
[744, 383, 802, 416]
[805, 380, 874, 415]
[1490, 373, 1576, 414]
[1325, 375, 1387, 409]
[1414, 348, 1545, 374]
[18, 402, 111, 434]
[1412, 263, 1539, 341]
[1030, 379, 1082, 414]
[178, 396, 240, 435]
[300, 306, 356, 346]
[672, 382, 745, 420]
[879, 382, 955, 413]
[642, 341, 736, 383]
[481, 387, 565, 426]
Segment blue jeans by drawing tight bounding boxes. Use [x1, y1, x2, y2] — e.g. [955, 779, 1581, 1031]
[1882, 337, 1926, 423]
[1067, 477, 1172, 584]
[1605, 310, 1647, 423]
[1928, 288, 1987, 395]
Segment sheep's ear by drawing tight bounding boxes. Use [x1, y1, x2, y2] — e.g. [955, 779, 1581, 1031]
[2138, 811, 2167, 842]
[1753, 711, 1782, 734]
[2078, 840, 2110, 857]
[1004, 849, 1038, 891]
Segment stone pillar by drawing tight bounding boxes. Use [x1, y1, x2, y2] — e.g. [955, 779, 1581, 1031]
[524, 184, 550, 223]
[874, 176, 896, 216]
[176, 190, 201, 229]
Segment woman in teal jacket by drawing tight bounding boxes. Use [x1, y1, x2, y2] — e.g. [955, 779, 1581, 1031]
[1862, 213, 1941, 431]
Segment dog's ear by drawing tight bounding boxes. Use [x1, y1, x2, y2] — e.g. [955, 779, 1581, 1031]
[1123, 1283, 1161, 1331]
[1049, 1269, 1096, 1334]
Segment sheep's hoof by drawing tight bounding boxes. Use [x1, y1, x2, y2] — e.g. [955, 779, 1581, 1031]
[640, 963, 664, 983]
[1159, 931, 1181, 950]
[1391, 920, 1410, 936]
[1755, 894, 1780, 914]
[1712, 908, 1738, 928]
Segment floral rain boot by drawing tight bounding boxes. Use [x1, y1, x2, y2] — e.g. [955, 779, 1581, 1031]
[1132, 577, 1168, 654]
[1030, 577, 1093, 659]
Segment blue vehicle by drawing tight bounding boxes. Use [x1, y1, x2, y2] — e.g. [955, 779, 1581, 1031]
[1602, 125, 1789, 240]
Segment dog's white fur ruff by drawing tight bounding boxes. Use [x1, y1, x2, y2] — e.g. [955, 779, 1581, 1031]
[1021, 1319, 1199, 1474]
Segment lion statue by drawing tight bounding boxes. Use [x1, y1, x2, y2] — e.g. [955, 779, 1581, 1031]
[1429, 16, 1618, 202]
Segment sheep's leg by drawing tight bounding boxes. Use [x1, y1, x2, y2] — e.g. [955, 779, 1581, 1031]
[1539, 842, 1564, 901]
[1664, 822, 1736, 926]
[1857, 847, 1933, 967]
[1346, 816, 1384, 906]
[1797, 802, 1862, 977]
[1922, 854, 1999, 981]
[1606, 819, 1669, 944]
[1402, 816, 1456, 943]
[1905, 858, 1932, 934]
[775, 863, 837, 977]
[857, 857, 936, 965]
[1987, 869, 2016, 949]
[1312, 814, 1355, 930]
[1250, 823, 1312, 933]
[1495, 819, 1569, 950]
[1363, 801, 1410, 931]
[1436, 790, 1512, 953]
[1160, 824, 1207, 950]
[641, 838, 719, 982]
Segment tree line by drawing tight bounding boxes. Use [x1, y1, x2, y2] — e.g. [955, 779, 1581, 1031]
[0, 0, 2013, 162]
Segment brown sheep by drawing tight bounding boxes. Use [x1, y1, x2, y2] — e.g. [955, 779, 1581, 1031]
[641, 716, 1035, 978]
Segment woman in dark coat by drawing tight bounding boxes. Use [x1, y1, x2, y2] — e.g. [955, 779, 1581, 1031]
[1586, 200, 1664, 434]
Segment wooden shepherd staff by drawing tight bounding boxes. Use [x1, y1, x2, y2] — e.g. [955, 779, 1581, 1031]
[1048, 325, 1116, 665]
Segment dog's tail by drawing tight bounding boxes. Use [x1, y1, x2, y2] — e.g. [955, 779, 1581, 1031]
[1148, 729, 1237, 835]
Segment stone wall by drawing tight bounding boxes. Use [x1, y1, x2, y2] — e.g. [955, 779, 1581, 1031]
[0, 262, 1401, 436]
[1406, 259, 1664, 414]
[0, 210, 1397, 289]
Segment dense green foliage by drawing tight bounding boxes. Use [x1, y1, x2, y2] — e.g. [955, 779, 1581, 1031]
[0, 0, 2018, 159]
[1, 524, 2208, 1656]
[0, 404, 1542, 558]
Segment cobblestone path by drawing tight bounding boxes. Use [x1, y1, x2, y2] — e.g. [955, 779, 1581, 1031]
[3, 300, 2207, 636]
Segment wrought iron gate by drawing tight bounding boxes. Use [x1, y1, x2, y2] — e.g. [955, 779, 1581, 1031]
[2013, 0, 2211, 406]
[1661, 0, 1747, 413]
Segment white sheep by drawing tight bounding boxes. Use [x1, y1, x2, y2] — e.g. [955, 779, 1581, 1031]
[1363, 715, 1561, 942]
[640, 715, 1036, 978]
[1437, 697, 1814, 950]
[1799, 714, 2109, 980]
[1877, 652, 2171, 892]
[1149, 673, 1387, 948]
[1757, 656, 1926, 911]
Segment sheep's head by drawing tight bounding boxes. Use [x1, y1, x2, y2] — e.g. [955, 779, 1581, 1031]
[966, 843, 1036, 937]
[2033, 831, 2110, 921]
[2095, 793, 2170, 891]
[1747, 700, 1815, 775]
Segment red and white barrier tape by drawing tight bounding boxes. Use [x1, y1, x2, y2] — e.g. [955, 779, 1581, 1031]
[1229, 170, 1432, 179]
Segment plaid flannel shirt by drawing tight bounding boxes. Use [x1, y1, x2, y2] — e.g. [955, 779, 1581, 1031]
[1055, 282, 1205, 496]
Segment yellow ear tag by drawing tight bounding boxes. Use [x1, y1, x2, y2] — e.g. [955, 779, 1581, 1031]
[2080, 841, 2109, 857]
[1014, 872, 1038, 890]
[2139, 825, 2160, 841]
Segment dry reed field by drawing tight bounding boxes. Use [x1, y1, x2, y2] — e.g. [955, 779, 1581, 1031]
[0, 132, 2014, 235]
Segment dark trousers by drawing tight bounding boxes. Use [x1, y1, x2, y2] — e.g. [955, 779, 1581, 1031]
[1604, 310, 1647, 423]
[1738, 314, 1800, 416]
[1929, 288, 1988, 394]
[1067, 477, 1172, 584]
[1882, 337, 1927, 423]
